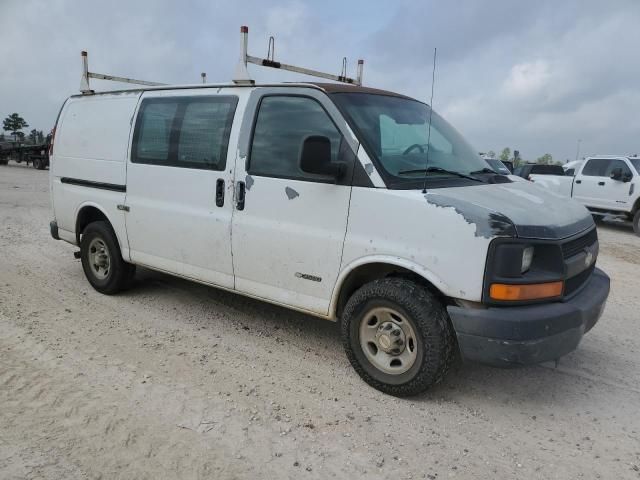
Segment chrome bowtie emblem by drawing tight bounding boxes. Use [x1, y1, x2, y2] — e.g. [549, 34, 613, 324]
[584, 245, 596, 268]
[585, 251, 593, 267]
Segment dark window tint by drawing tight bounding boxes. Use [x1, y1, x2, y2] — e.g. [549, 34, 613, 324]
[530, 164, 564, 175]
[136, 102, 177, 163]
[604, 159, 632, 177]
[249, 96, 342, 180]
[132, 96, 237, 170]
[581, 159, 610, 176]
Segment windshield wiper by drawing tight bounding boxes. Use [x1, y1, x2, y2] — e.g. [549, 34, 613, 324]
[398, 166, 484, 182]
[469, 168, 498, 175]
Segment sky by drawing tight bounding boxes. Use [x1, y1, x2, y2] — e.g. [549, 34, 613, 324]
[1, 0, 639, 162]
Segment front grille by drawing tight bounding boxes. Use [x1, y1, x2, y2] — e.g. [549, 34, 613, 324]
[565, 264, 595, 297]
[561, 228, 598, 259]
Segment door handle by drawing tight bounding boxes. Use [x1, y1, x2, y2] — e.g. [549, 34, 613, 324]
[575, 180, 582, 184]
[236, 181, 245, 211]
[598, 181, 605, 186]
[215, 178, 225, 207]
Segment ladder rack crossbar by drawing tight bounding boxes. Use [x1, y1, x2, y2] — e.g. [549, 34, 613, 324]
[234, 26, 364, 86]
[246, 55, 358, 84]
[87, 72, 166, 87]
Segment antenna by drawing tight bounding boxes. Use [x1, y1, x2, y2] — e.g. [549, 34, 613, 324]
[233, 26, 364, 85]
[201, 72, 207, 83]
[421, 47, 437, 194]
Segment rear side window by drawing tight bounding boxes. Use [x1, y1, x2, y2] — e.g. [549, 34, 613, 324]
[132, 96, 238, 170]
[248, 95, 342, 181]
[581, 159, 610, 176]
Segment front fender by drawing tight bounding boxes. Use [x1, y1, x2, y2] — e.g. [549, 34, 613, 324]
[329, 255, 452, 319]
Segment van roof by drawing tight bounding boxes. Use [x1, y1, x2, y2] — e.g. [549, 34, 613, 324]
[71, 81, 416, 101]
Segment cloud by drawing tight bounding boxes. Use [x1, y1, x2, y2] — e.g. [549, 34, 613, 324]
[0, 0, 638, 161]
[503, 60, 551, 98]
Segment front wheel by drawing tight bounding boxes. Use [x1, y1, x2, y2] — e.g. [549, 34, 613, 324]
[633, 210, 640, 237]
[80, 221, 134, 294]
[341, 278, 456, 397]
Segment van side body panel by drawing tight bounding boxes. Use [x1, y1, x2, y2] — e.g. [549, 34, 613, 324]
[51, 92, 141, 256]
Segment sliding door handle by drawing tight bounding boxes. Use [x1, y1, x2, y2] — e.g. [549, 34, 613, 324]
[598, 181, 605, 186]
[215, 178, 225, 207]
[236, 181, 246, 211]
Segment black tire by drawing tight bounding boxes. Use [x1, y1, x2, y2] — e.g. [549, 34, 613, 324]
[341, 278, 456, 397]
[633, 210, 640, 237]
[80, 221, 133, 294]
[32, 158, 41, 169]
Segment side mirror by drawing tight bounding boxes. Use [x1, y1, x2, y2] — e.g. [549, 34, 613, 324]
[299, 135, 345, 179]
[610, 167, 623, 181]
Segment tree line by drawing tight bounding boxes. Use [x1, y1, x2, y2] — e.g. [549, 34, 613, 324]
[483, 147, 559, 166]
[1, 113, 47, 145]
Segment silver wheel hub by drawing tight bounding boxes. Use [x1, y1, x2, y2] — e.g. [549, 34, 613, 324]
[88, 238, 110, 279]
[359, 307, 418, 375]
[376, 322, 406, 354]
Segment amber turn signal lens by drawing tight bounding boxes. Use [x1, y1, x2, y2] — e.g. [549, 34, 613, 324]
[490, 281, 563, 301]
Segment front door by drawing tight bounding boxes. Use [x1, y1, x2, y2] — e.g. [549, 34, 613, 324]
[125, 91, 240, 288]
[231, 90, 355, 315]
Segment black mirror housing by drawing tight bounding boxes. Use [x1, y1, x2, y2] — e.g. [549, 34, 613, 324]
[610, 168, 623, 181]
[299, 135, 345, 178]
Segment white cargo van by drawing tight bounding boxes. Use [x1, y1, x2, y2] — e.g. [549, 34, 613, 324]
[48, 38, 609, 396]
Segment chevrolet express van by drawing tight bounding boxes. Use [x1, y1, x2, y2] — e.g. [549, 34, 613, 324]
[49, 81, 610, 396]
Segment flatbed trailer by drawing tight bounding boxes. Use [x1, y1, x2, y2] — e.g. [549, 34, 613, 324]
[0, 142, 50, 169]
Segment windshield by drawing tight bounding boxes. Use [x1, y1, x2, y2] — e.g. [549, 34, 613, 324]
[630, 158, 640, 174]
[331, 93, 488, 185]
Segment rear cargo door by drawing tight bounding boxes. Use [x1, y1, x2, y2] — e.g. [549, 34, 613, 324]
[124, 90, 241, 288]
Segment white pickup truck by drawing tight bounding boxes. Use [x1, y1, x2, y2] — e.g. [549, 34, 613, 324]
[531, 156, 640, 235]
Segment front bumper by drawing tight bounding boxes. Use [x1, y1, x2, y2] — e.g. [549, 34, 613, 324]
[447, 268, 610, 367]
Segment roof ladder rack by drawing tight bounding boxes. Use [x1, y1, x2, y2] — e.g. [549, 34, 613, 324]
[233, 26, 364, 86]
[80, 51, 166, 94]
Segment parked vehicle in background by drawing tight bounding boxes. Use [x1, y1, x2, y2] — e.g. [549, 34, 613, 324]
[485, 158, 511, 175]
[531, 156, 640, 235]
[562, 160, 584, 176]
[513, 163, 566, 180]
[48, 32, 610, 396]
[0, 141, 50, 169]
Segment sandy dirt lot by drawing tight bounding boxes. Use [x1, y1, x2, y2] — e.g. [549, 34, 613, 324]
[1, 162, 639, 479]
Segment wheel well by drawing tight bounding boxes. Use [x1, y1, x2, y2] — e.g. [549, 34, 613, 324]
[335, 263, 444, 318]
[75, 206, 109, 244]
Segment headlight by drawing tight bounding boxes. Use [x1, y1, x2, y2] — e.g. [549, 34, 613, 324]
[484, 240, 565, 304]
[521, 246, 534, 273]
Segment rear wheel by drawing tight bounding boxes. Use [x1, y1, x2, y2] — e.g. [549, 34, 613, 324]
[32, 158, 41, 169]
[633, 210, 640, 237]
[80, 221, 134, 294]
[341, 278, 456, 397]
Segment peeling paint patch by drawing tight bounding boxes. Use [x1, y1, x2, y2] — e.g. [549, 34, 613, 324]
[425, 193, 516, 239]
[245, 174, 254, 190]
[364, 163, 374, 176]
[285, 186, 299, 200]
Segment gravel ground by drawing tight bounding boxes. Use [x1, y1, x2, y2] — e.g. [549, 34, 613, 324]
[1, 162, 639, 480]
